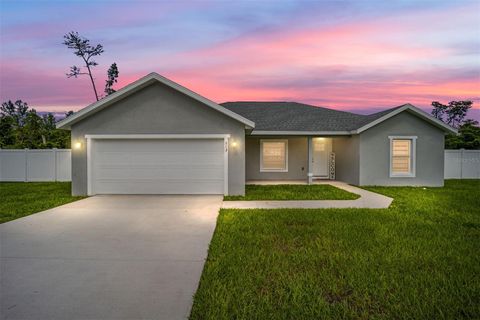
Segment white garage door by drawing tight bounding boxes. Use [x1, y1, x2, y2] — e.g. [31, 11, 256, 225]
[90, 139, 225, 194]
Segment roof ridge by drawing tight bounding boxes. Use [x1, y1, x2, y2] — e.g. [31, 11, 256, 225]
[220, 101, 364, 116]
[368, 104, 408, 114]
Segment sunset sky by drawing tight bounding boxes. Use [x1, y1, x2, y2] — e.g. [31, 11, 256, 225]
[1, 0, 479, 120]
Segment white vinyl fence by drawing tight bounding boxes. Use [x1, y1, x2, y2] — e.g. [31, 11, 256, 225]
[0, 149, 71, 182]
[444, 149, 480, 179]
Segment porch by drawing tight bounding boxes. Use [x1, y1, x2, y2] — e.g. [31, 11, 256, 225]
[245, 136, 358, 185]
[246, 179, 334, 185]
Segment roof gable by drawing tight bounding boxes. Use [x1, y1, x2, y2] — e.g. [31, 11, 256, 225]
[57, 73, 255, 129]
[355, 104, 457, 134]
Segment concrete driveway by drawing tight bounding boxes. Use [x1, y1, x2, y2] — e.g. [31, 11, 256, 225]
[0, 195, 222, 320]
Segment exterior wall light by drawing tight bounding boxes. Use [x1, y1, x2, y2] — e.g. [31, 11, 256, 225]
[231, 141, 238, 148]
[74, 142, 82, 150]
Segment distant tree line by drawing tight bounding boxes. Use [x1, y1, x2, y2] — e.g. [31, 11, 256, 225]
[431, 100, 480, 149]
[2, 98, 478, 150]
[0, 100, 71, 149]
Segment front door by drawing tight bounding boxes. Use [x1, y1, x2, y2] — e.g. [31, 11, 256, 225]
[312, 138, 332, 177]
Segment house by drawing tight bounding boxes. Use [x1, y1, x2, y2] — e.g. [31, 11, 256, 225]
[57, 73, 457, 196]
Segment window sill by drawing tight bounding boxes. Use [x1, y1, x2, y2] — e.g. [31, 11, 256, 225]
[260, 169, 289, 173]
[390, 174, 416, 178]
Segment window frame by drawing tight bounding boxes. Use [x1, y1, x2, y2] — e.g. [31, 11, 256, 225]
[260, 139, 289, 172]
[389, 136, 417, 178]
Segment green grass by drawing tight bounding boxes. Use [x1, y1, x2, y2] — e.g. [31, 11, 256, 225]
[224, 184, 359, 201]
[0, 182, 85, 223]
[191, 180, 480, 319]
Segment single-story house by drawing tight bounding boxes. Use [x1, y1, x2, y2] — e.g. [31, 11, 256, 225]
[58, 72, 457, 196]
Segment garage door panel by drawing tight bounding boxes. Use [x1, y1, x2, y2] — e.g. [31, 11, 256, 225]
[94, 180, 224, 194]
[96, 139, 222, 152]
[95, 166, 224, 180]
[91, 139, 225, 194]
[130, 153, 224, 166]
[96, 153, 224, 167]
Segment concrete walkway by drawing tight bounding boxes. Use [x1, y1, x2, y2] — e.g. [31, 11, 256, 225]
[222, 180, 393, 209]
[1, 195, 222, 320]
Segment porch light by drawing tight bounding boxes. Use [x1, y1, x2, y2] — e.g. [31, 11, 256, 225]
[74, 142, 82, 150]
[231, 140, 238, 148]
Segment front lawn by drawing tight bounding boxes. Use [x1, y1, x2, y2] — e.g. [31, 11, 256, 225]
[224, 184, 359, 201]
[0, 182, 85, 223]
[191, 180, 480, 319]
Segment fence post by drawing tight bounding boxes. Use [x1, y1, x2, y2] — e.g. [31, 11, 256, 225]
[24, 148, 28, 182]
[460, 148, 464, 179]
[53, 148, 58, 182]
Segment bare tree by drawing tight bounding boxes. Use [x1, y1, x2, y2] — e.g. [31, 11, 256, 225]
[63, 31, 104, 101]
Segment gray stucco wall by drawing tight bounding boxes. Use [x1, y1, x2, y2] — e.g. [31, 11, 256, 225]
[332, 136, 360, 185]
[359, 111, 445, 186]
[245, 137, 308, 180]
[70, 82, 246, 196]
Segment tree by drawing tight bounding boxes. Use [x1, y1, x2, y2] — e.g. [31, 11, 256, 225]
[1, 100, 29, 126]
[18, 110, 45, 148]
[63, 32, 120, 101]
[460, 120, 480, 149]
[431, 100, 473, 128]
[105, 63, 119, 95]
[0, 114, 16, 148]
[42, 113, 57, 146]
[431, 101, 448, 121]
[63, 31, 104, 101]
[431, 100, 480, 150]
[0, 100, 71, 149]
[445, 119, 480, 150]
[42, 112, 71, 148]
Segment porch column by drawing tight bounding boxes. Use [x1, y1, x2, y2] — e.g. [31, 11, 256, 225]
[307, 136, 313, 184]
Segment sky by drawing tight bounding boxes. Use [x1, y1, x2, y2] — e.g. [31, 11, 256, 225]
[1, 0, 479, 120]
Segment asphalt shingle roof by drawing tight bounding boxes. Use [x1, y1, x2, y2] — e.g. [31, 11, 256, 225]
[220, 101, 404, 132]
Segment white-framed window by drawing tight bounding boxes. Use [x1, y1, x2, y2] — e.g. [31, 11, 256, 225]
[260, 139, 288, 172]
[389, 136, 417, 177]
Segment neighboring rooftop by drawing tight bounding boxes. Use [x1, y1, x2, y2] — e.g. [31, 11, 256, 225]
[221, 101, 403, 132]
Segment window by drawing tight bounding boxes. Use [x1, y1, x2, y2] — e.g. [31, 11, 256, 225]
[389, 136, 416, 177]
[260, 140, 288, 172]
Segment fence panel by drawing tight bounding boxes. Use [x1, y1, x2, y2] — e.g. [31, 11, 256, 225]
[26, 150, 56, 181]
[444, 149, 480, 179]
[0, 150, 27, 181]
[0, 149, 71, 182]
[56, 150, 72, 181]
[461, 150, 480, 179]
